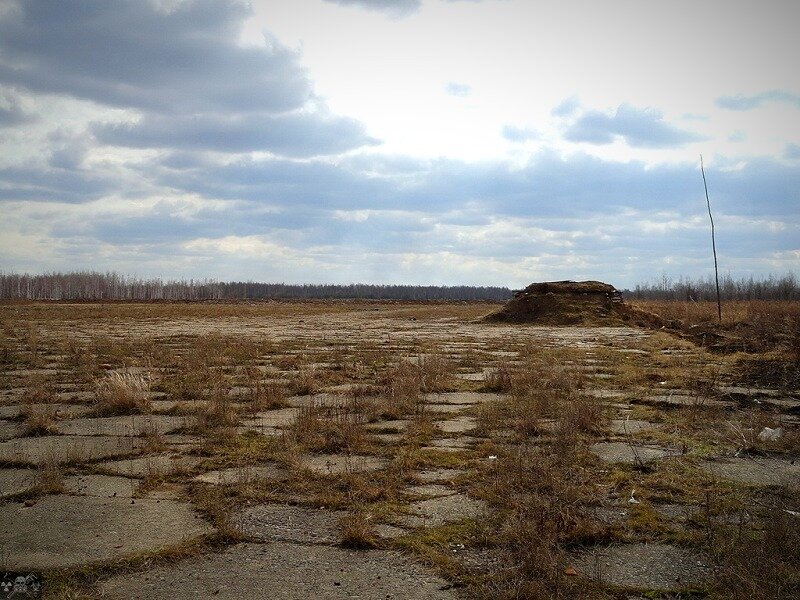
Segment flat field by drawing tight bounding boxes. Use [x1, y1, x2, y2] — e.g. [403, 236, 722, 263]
[0, 301, 798, 599]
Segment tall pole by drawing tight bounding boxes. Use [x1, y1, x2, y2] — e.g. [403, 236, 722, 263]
[700, 155, 722, 323]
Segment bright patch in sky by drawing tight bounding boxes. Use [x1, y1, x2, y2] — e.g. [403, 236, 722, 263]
[0, 0, 798, 288]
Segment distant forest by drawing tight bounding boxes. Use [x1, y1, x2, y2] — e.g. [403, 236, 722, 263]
[0, 271, 512, 301]
[1, 271, 797, 302]
[624, 273, 799, 301]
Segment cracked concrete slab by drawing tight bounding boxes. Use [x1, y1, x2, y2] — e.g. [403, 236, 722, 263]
[1, 494, 212, 570]
[238, 504, 344, 544]
[56, 415, 187, 436]
[400, 493, 485, 528]
[0, 435, 144, 465]
[297, 453, 388, 476]
[0, 468, 36, 498]
[95, 453, 202, 478]
[590, 442, 674, 465]
[193, 464, 288, 485]
[99, 541, 460, 599]
[571, 543, 710, 591]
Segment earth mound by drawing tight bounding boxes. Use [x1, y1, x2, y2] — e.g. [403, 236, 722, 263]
[484, 280, 654, 326]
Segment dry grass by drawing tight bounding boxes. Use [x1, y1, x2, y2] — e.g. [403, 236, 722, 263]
[633, 299, 800, 354]
[382, 361, 424, 418]
[289, 404, 369, 454]
[708, 504, 800, 599]
[94, 372, 152, 416]
[339, 511, 380, 549]
[34, 455, 65, 495]
[245, 372, 288, 411]
[3, 298, 798, 598]
[292, 365, 319, 395]
[21, 404, 59, 436]
[483, 363, 513, 392]
[475, 446, 604, 600]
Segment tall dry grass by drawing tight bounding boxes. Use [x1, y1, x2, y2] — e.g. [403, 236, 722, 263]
[94, 372, 152, 415]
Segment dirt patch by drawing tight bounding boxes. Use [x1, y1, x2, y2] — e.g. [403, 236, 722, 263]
[483, 280, 653, 326]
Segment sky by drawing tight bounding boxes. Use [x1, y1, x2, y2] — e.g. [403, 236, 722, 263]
[0, 0, 798, 289]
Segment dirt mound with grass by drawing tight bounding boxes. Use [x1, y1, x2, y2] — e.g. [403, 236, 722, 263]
[484, 280, 662, 326]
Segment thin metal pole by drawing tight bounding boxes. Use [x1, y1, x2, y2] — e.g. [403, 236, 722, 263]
[700, 155, 722, 323]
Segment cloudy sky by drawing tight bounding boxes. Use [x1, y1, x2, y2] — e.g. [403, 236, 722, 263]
[0, 0, 798, 288]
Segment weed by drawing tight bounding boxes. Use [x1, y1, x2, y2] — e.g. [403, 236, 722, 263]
[94, 372, 152, 415]
[339, 511, 379, 549]
[290, 404, 368, 454]
[34, 455, 65, 495]
[21, 405, 59, 436]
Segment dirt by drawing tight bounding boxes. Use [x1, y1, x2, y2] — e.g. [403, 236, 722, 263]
[483, 280, 653, 326]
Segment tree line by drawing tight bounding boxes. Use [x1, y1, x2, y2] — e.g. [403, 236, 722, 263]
[0, 271, 512, 301]
[624, 273, 799, 301]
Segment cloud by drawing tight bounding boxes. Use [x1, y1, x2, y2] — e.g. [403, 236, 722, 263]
[785, 143, 800, 160]
[445, 82, 472, 97]
[0, 92, 35, 127]
[564, 104, 706, 148]
[716, 90, 800, 111]
[321, 0, 421, 18]
[4, 147, 799, 287]
[0, 1, 312, 115]
[93, 111, 379, 157]
[0, 1, 378, 160]
[551, 96, 580, 117]
[0, 164, 116, 203]
[501, 124, 537, 143]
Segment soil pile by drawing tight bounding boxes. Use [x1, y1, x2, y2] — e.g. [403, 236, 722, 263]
[484, 280, 657, 326]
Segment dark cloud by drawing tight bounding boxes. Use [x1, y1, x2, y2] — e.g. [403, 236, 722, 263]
[564, 104, 705, 148]
[0, 165, 115, 203]
[0, 92, 35, 127]
[501, 124, 537, 142]
[93, 111, 379, 157]
[716, 90, 800, 111]
[445, 82, 472, 97]
[0, 0, 310, 115]
[147, 150, 798, 221]
[321, 0, 421, 18]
